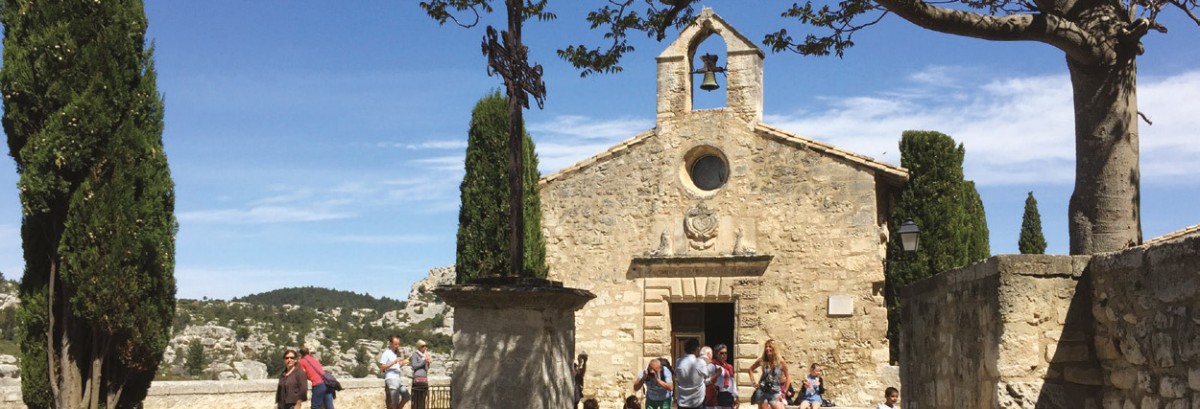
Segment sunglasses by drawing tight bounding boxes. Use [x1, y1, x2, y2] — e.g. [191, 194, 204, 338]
[284, 356, 296, 360]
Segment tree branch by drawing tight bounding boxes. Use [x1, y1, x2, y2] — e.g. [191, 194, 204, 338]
[1167, 0, 1200, 24]
[873, 0, 1112, 63]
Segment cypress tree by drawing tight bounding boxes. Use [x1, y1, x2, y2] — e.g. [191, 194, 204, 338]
[963, 181, 991, 262]
[1019, 191, 1048, 254]
[455, 90, 548, 283]
[885, 130, 988, 361]
[2, 1, 177, 407]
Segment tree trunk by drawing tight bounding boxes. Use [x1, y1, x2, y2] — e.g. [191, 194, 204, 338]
[1067, 56, 1142, 254]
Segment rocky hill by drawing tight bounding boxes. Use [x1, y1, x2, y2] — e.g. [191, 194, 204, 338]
[0, 266, 458, 383]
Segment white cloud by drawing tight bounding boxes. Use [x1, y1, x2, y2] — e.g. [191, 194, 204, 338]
[526, 115, 654, 173]
[174, 265, 334, 300]
[178, 205, 353, 224]
[764, 68, 1200, 186]
[376, 140, 468, 150]
[411, 155, 465, 172]
[528, 115, 652, 141]
[329, 234, 438, 244]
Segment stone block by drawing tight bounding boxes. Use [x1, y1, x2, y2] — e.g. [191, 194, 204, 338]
[645, 315, 667, 331]
[645, 301, 668, 317]
[645, 288, 670, 302]
[1049, 343, 1093, 363]
[644, 329, 669, 345]
[1112, 368, 1139, 390]
[682, 278, 697, 298]
[1156, 334, 1178, 368]
[718, 278, 734, 297]
[1190, 367, 1200, 390]
[1164, 376, 1190, 398]
[1097, 335, 1123, 361]
[1066, 366, 1104, 386]
[669, 279, 683, 297]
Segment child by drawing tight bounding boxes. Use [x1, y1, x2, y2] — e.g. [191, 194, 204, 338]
[797, 363, 826, 409]
[877, 386, 900, 409]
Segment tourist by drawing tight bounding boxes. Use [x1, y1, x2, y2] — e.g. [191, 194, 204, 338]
[876, 386, 900, 409]
[379, 335, 411, 409]
[582, 398, 601, 409]
[675, 338, 710, 409]
[276, 350, 307, 409]
[298, 347, 335, 409]
[623, 395, 642, 409]
[747, 339, 789, 409]
[409, 339, 432, 409]
[633, 357, 674, 409]
[700, 346, 718, 409]
[574, 350, 589, 409]
[797, 363, 826, 409]
[709, 344, 737, 409]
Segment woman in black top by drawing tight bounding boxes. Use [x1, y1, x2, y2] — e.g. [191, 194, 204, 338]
[276, 350, 307, 409]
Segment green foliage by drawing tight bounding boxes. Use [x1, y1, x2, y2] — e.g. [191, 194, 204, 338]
[234, 286, 407, 312]
[455, 90, 548, 282]
[235, 326, 251, 342]
[349, 346, 372, 378]
[885, 130, 990, 362]
[963, 181, 991, 261]
[186, 340, 206, 377]
[2, 0, 176, 406]
[263, 345, 289, 377]
[167, 291, 451, 379]
[1019, 192, 1048, 254]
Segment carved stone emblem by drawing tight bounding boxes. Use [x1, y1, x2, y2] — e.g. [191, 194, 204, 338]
[685, 202, 719, 250]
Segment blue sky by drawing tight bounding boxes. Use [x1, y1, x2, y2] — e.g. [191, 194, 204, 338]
[0, 2, 1197, 300]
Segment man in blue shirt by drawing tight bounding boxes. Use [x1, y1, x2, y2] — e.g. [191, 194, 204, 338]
[634, 358, 674, 409]
[675, 338, 710, 409]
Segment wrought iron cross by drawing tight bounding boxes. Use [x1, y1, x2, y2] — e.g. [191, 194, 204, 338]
[481, 0, 546, 278]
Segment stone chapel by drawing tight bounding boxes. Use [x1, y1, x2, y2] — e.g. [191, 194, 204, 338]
[538, 8, 910, 406]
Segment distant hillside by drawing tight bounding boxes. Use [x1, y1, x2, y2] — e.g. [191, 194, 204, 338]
[233, 286, 407, 312]
[0, 268, 458, 382]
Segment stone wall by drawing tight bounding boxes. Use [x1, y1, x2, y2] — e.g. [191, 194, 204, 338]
[0, 377, 449, 409]
[899, 255, 1101, 409]
[1090, 231, 1200, 409]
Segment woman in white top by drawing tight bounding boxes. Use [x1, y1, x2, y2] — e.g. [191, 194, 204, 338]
[709, 344, 737, 409]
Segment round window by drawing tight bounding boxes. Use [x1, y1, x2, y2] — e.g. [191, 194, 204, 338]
[689, 154, 728, 191]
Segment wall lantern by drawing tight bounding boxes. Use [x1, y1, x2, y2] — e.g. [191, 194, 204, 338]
[693, 53, 727, 91]
[898, 220, 921, 252]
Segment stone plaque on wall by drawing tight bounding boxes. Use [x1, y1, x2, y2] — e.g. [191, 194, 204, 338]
[827, 295, 854, 317]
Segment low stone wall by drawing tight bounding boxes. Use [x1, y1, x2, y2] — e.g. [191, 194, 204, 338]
[1090, 232, 1200, 409]
[899, 255, 1101, 409]
[0, 377, 449, 409]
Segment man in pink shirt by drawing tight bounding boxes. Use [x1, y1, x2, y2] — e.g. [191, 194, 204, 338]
[299, 347, 335, 409]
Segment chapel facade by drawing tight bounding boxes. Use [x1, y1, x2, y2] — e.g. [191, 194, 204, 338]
[539, 8, 909, 406]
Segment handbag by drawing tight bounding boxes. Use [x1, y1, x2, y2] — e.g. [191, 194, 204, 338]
[321, 372, 343, 391]
[750, 387, 766, 404]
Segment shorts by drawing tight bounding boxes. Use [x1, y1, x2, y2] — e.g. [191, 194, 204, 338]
[645, 398, 669, 409]
[385, 378, 411, 406]
[717, 391, 735, 406]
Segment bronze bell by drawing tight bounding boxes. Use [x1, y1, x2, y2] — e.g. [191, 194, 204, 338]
[700, 71, 720, 91]
[694, 53, 726, 92]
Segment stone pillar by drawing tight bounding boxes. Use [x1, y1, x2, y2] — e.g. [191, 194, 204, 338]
[436, 279, 595, 409]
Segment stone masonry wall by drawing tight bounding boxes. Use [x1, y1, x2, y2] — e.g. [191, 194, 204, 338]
[1090, 232, 1200, 409]
[540, 108, 895, 407]
[0, 377, 450, 409]
[900, 255, 1101, 409]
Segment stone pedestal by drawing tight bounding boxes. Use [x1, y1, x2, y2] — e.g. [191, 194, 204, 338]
[436, 279, 594, 409]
